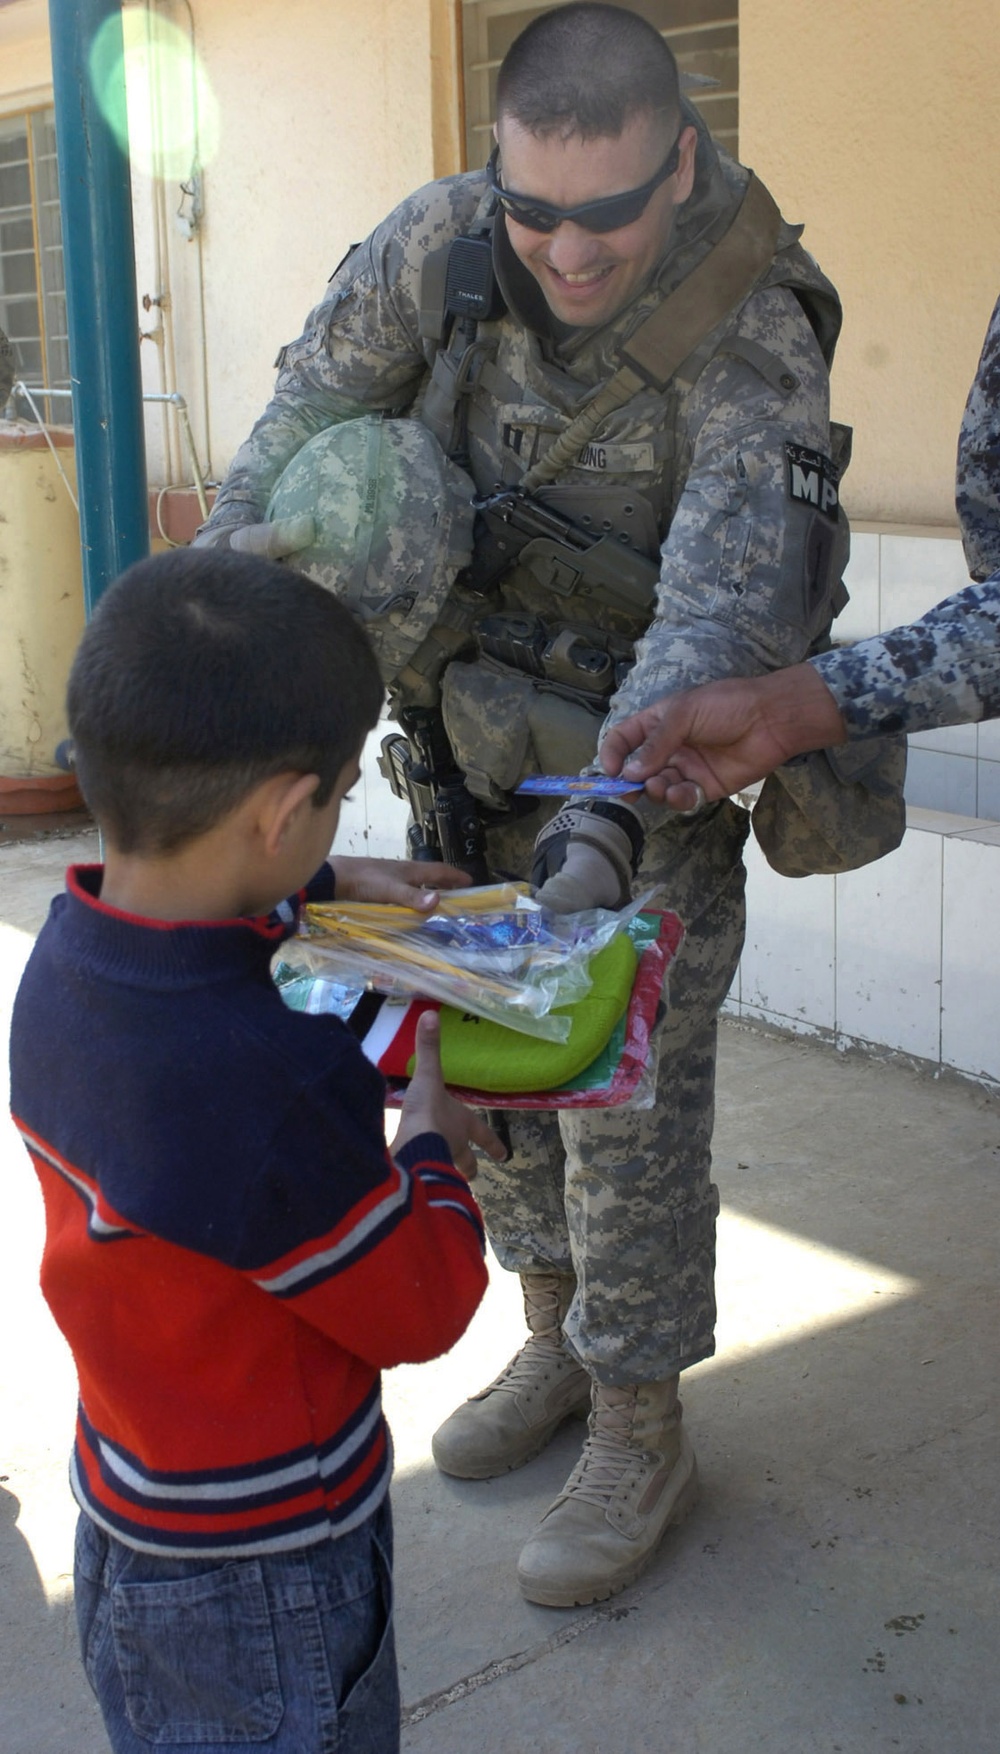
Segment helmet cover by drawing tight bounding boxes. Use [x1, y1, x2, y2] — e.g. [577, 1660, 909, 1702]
[266, 416, 476, 682]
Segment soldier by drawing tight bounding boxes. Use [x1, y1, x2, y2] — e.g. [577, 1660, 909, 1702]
[197, 4, 864, 1607]
[604, 293, 1000, 800]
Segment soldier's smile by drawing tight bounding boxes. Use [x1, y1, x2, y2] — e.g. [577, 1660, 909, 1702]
[538, 256, 619, 311]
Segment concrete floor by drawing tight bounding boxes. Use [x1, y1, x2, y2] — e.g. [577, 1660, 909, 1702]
[2, 825, 998, 1754]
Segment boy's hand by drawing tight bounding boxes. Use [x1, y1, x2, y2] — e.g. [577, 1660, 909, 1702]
[329, 856, 472, 911]
[394, 1013, 507, 1179]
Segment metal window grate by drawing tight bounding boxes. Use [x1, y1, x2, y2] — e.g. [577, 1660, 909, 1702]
[0, 108, 68, 421]
[461, 0, 737, 171]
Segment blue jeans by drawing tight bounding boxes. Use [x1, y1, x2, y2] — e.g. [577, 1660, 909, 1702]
[73, 1499, 399, 1753]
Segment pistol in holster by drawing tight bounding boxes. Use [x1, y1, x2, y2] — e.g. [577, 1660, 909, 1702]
[378, 705, 491, 885]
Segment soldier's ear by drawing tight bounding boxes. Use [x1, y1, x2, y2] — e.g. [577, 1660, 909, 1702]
[672, 125, 698, 207]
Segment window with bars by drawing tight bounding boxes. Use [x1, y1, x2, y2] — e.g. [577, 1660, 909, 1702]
[460, 0, 737, 171]
[0, 108, 69, 419]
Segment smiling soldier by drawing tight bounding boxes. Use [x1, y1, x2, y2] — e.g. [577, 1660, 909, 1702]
[197, 4, 864, 1608]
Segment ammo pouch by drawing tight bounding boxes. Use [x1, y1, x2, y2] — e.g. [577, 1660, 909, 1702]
[441, 657, 604, 809]
[751, 732, 907, 877]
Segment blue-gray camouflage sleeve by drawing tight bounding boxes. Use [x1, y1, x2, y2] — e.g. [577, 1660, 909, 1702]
[810, 576, 1000, 736]
[956, 295, 1000, 582]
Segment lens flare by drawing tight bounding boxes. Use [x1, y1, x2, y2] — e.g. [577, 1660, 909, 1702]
[89, 5, 220, 179]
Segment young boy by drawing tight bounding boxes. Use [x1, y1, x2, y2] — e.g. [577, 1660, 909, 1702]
[9, 548, 502, 1754]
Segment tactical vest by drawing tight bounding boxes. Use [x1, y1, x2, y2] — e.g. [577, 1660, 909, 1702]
[407, 123, 848, 807]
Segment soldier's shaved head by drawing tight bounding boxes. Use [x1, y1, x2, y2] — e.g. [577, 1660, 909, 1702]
[496, 3, 681, 144]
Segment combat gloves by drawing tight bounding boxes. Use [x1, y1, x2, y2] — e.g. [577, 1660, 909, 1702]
[193, 515, 316, 561]
[531, 799, 644, 913]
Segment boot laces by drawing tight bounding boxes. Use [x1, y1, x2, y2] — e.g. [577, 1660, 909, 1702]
[475, 1274, 578, 1400]
[562, 1389, 640, 1509]
[480, 1330, 575, 1398]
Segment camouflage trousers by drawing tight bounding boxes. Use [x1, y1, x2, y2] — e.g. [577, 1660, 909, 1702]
[473, 795, 751, 1386]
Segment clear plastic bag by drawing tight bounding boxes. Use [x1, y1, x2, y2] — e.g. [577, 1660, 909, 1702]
[282, 882, 659, 1042]
[275, 908, 683, 1110]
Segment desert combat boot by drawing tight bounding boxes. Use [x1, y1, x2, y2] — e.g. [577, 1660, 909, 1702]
[431, 1270, 591, 1479]
[516, 1378, 699, 1606]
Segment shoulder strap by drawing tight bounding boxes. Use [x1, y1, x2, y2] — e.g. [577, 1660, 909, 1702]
[520, 173, 782, 492]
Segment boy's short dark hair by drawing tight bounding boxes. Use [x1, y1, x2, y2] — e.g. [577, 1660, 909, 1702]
[67, 547, 384, 854]
[496, 3, 681, 143]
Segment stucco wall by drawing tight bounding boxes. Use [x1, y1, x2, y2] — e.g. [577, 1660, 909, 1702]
[4, 0, 998, 529]
[740, 0, 1000, 529]
[0, 5, 50, 112]
[160, 0, 438, 480]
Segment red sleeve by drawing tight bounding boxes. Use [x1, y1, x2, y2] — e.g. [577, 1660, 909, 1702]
[240, 1110, 488, 1370]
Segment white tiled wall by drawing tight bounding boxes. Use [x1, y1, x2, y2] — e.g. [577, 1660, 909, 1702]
[940, 831, 1000, 1082]
[833, 831, 942, 1063]
[724, 807, 1000, 1089]
[738, 855, 835, 1033]
[838, 524, 997, 818]
[335, 712, 411, 860]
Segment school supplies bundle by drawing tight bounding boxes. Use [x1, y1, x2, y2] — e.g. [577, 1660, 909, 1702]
[285, 882, 656, 1042]
[275, 904, 684, 1109]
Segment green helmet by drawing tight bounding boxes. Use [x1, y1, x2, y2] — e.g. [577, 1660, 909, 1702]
[266, 415, 476, 684]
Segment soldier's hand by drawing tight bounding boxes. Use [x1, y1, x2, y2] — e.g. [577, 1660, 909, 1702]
[530, 801, 641, 914]
[193, 516, 316, 561]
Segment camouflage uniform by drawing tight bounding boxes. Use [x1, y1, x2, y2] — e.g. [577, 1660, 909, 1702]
[956, 294, 1000, 584]
[812, 576, 1000, 738]
[814, 293, 1000, 741]
[203, 107, 846, 1384]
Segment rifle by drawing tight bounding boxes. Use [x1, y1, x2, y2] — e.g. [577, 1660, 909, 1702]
[454, 484, 660, 617]
[378, 705, 491, 885]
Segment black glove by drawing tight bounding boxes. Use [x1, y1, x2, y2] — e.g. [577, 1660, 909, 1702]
[531, 800, 644, 913]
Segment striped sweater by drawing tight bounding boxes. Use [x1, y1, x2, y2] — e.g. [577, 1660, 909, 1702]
[9, 865, 487, 1557]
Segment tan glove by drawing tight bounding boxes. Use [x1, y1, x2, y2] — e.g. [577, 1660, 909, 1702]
[531, 801, 643, 914]
[193, 515, 315, 560]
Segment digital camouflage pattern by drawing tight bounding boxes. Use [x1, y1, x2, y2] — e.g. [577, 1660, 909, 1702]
[814, 294, 1000, 742]
[956, 294, 1000, 584]
[812, 575, 1000, 738]
[203, 107, 850, 1382]
[265, 416, 475, 685]
[474, 793, 748, 1382]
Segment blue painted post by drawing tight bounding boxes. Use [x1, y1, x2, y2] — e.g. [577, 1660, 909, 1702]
[48, 0, 149, 615]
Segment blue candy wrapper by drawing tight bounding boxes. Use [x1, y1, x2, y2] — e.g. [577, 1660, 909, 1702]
[515, 775, 643, 797]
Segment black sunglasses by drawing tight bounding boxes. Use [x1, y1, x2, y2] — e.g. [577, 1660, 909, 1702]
[488, 134, 683, 235]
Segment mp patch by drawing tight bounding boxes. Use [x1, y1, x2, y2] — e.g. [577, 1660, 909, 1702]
[785, 443, 840, 521]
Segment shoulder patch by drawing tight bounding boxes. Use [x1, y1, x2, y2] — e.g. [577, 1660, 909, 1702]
[785, 443, 840, 521]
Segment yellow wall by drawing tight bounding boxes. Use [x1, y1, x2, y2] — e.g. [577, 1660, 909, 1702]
[0, 4, 51, 112]
[134, 0, 439, 484]
[740, 0, 1000, 529]
[5, 0, 997, 531]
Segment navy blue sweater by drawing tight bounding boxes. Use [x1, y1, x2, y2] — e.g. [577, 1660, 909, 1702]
[10, 866, 486, 1556]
